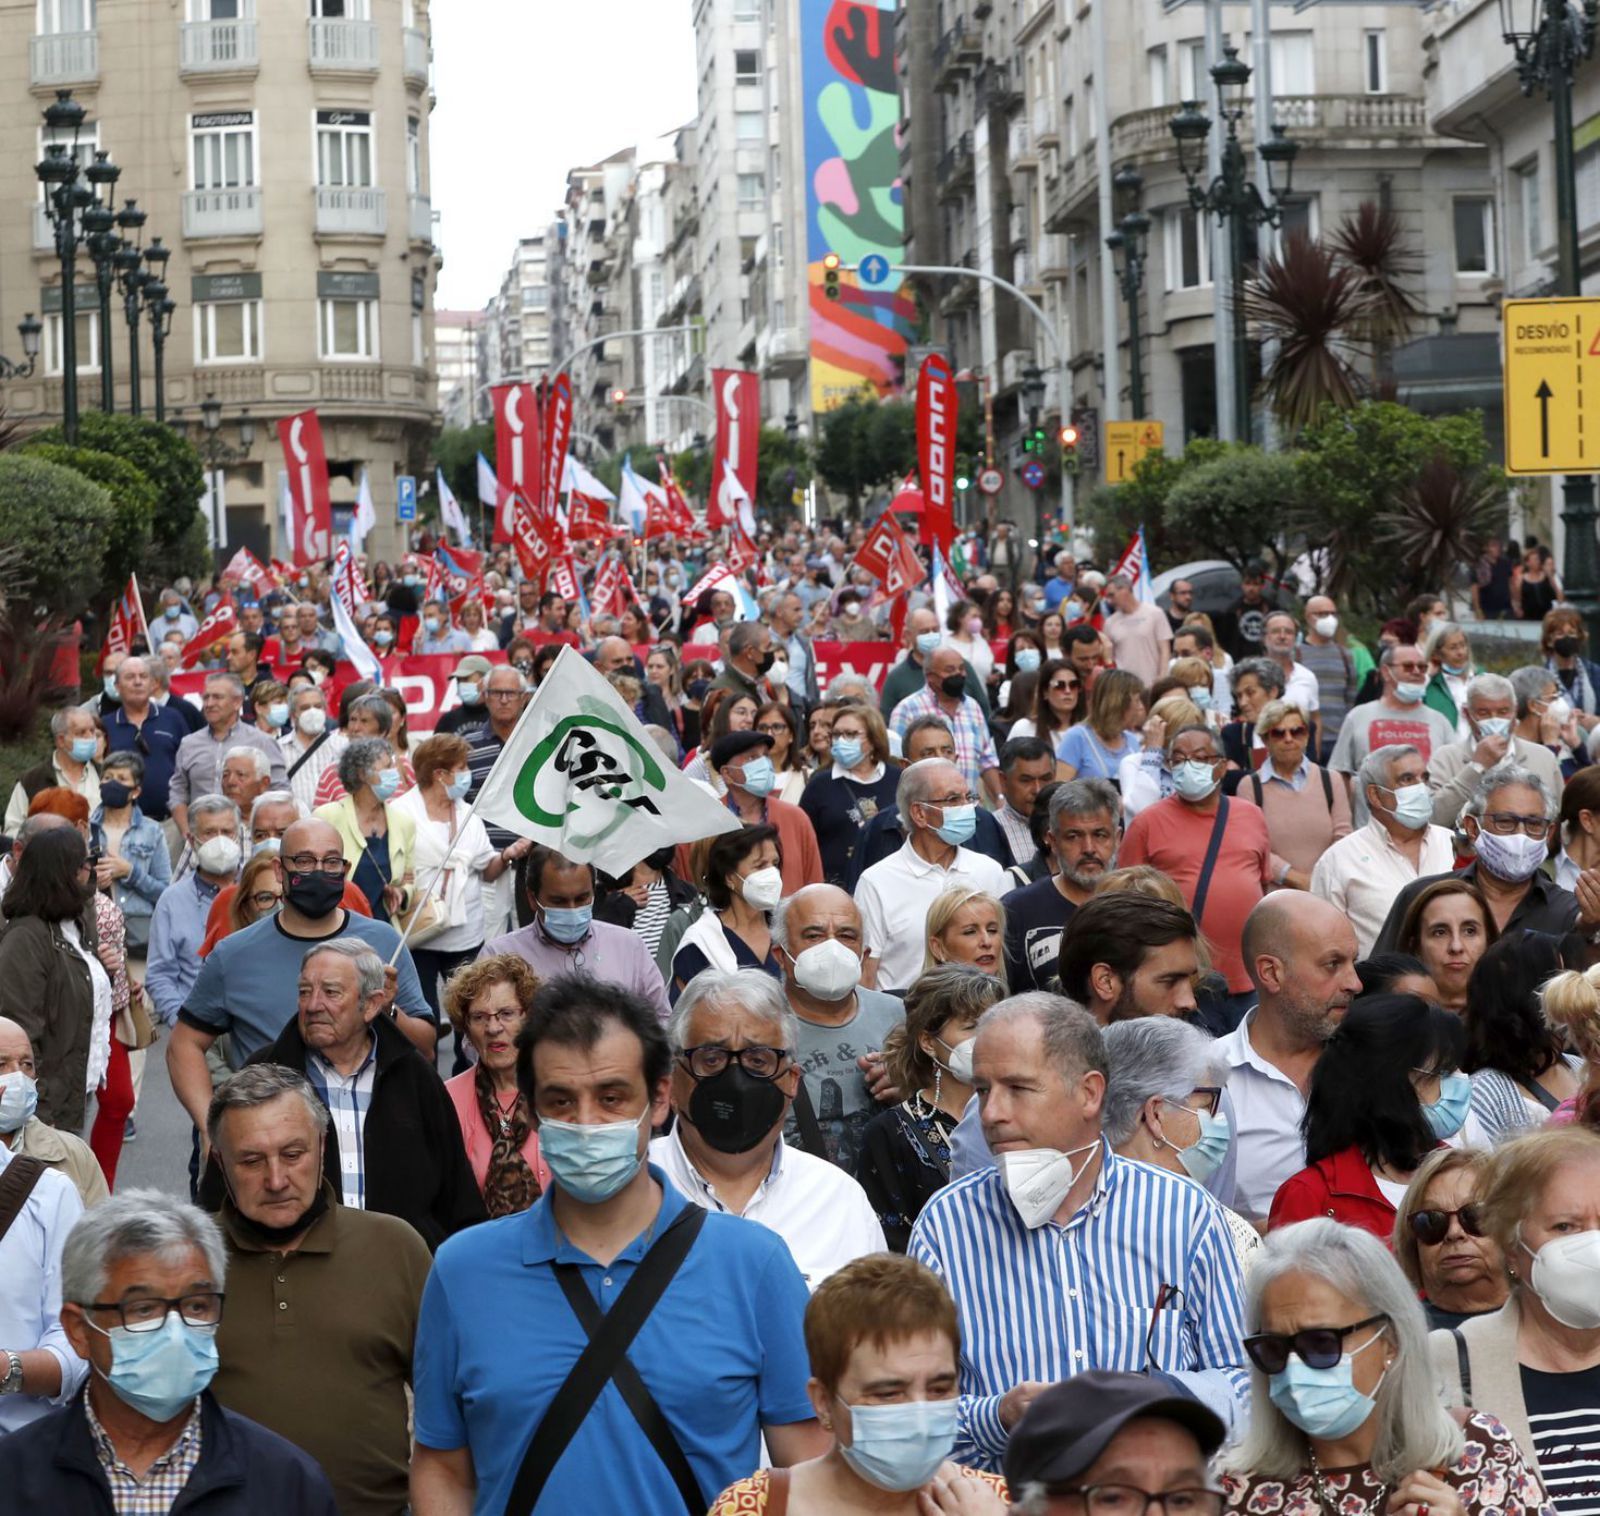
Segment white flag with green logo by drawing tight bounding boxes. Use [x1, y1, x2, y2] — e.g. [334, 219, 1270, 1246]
[472, 644, 740, 877]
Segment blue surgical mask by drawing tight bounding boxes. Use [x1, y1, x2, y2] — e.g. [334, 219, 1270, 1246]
[736, 756, 776, 796]
[373, 630, 394, 647]
[1172, 760, 1219, 801]
[538, 1108, 647, 1203]
[915, 632, 942, 657]
[87, 1312, 219, 1424]
[1423, 1070, 1472, 1140]
[1187, 685, 1213, 711]
[832, 738, 865, 769]
[459, 682, 484, 706]
[266, 702, 289, 729]
[104, 673, 121, 701]
[1267, 1331, 1389, 1441]
[164, 605, 180, 620]
[838, 1396, 959, 1492]
[1169, 1105, 1231, 1185]
[69, 737, 98, 763]
[1443, 662, 1470, 678]
[541, 903, 593, 944]
[1014, 647, 1041, 673]
[1477, 717, 1512, 739]
[424, 618, 441, 635]
[445, 771, 471, 800]
[930, 802, 977, 847]
[372, 767, 402, 801]
[0, 1069, 39, 1134]
[1394, 680, 1427, 704]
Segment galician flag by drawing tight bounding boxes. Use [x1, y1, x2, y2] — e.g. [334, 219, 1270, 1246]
[472, 645, 740, 876]
[437, 467, 473, 546]
[351, 468, 377, 555]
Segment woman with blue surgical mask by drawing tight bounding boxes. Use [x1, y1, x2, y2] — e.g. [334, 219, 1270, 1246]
[1224, 1219, 1545, 1516]
[1270, 994, 1473, 1243]
[313, 736, 415, 926]
[708, 1253, 1009, 1514]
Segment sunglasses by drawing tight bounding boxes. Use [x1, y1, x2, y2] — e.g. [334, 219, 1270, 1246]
[1243, 1313, 1387, 1375]
[1409, 1205, 1486, 1246]
[1049, 680, 1080, 693]
[1266, 726, 1308, 741]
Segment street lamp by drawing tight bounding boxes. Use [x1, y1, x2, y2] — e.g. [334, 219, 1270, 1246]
[83, 152, 121, 415]
[0, 316, 43, 381]
[142, 238, 173, 423]
[192, 393, 256, 551]
[113, 199, 148, 417]
[1498, 0, 1600, 646]
[35, 91, 90, 441]
[1020, 364, 1046, 427]
[1105, 167, 1152, 420]
[1169, 45, 1299, 444]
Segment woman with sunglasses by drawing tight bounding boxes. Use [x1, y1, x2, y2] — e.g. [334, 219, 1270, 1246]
[1009, 657, 1082, 746]
[1225, 1219, 1547, 1516]
[1237, 699, 1353, 884]
[1392, 1148, 1507, 1330]
[1269, 994, 1470, 1241]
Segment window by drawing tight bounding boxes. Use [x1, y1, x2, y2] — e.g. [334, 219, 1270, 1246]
[735, 49, 759, 82]
[1577, 141, 1600, 230]
[39, 118, 98, 183]
[316, 110, 373, 187]
[44, 310, 98, 375]
[191, 112, 255, 190]
[38, 0, 95, 32]
[1364, 30, 1386, 93]
[411, 312, 424, 366]
[319, 297, 378, 359]
[191, 0, 246, 17]
[406, 116, 420, 194]
[1165, 206, 1211, 290]
[735, 111, 763, 144]
[1277, 196, 1318, 246]
[1147, 46, 1168, 108]
[1270, 33, 1315, 96]
[195, 300, 262, 363]
[1517, 159, 1542, 266]
[310, 0, 368, 16]
[1178, 40, 1206, 102]
[737, 172, 764, 207]
[1453, 197, 1495, 274]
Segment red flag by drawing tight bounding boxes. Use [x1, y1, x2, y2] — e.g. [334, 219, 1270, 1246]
[727, 521, 760, 575]
[542, 374, 573, 514]
[277, 410, 333, 566]
[433, 544, 485, 613]
[711, 369, 760, 530]
[591, 555, 639, 620]
[547, 556, 580, 603]
[657, 456, 699, 536]
[491, 383, 543, 545]
[917, 355, 957, 554]
[852, 513, 903, 581]
[220, 547, 273, 597]
[179, 596, 238, 670]
[97, 574, 149, 674]
[510, 492, 568, 584]
[569, 494, 622, 541]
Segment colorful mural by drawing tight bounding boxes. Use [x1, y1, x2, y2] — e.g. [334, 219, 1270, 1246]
[802, 0, 918, 412]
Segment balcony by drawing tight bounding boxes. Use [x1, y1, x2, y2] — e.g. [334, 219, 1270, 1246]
[1109, 94, 1433, 161]
[407, 193, 433, 244]
[319, 366, 384, 402]
[30, 29, 98, 87]
[1009, 117, 1036, 168]
[933, 23, 974, 88]
[761, 326, 808, 379]
[183, 187, 264, 240]
[403, 26, 429, 83]
[180, 19, 258, 73]
[314, 186, 387, 237]
[1038, 233, 1070, 279]
[1032, 99, 1059, 149]
[937, 132, 975, 197]
[308, 17, 378, 72]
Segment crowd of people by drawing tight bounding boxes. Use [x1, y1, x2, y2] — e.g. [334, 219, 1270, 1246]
[2, 517, 1600, 1516]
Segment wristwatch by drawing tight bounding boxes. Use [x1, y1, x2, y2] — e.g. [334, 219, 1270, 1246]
[0, 1350, 23, 1395]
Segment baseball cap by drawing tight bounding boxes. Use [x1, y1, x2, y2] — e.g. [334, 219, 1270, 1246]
[1002, 1372, 1226, 1493]
[451, 655, 493, 681]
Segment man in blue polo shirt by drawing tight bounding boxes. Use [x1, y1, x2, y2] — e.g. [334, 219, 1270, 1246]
[411, 972, 825, 1514]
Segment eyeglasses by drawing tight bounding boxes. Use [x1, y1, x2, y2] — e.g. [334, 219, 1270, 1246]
[678, 1044, 791, 1080]
[1390, 662, 1428, 676]
[1410, 1205, 1487, 1246]
[486, 689, 525, 702]
[466, 1007, 525, 1032]
[82, 1292, 225, 1333]
[1049, 680, 1081, 693]
[283, 853, 350, 876]
[756, 722, 789, 736]
[248, 891, 281, 911]
[1054, 1486, 1224, 1516]
[1480, 812, 1550, 837]
[1189, 1086, 1223, 1119]
[1265, 726, 1309, 741]
[1243, 1313, 1388, 1375]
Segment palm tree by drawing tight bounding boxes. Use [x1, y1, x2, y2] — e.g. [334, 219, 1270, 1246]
[1328, 202, 1425, 392]
[1382, 451, 1505, 600]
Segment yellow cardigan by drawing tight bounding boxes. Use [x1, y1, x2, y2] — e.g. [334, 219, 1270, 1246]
[314, 795, 417, 905]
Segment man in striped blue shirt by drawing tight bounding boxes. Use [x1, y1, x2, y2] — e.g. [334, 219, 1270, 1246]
[909, 992, 1249, 1471]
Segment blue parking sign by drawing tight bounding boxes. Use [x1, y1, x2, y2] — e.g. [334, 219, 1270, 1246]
[397, 475, 417, 522]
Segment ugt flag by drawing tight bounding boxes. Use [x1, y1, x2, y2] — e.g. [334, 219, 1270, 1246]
[473, 645, 740, 877]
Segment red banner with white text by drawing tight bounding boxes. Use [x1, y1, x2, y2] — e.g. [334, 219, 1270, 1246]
[542, 373, 572, 514]
[491, 382, 543, 544]
[916, 354, 957, 555]
[276, 410, 332, 566]
[711, 368, 761, 530]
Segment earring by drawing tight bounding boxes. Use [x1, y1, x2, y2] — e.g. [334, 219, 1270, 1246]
[932, 1067, 943, 1106]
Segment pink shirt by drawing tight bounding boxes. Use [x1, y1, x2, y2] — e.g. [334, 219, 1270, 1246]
[444, 1069, 552, 1197]
[1104, 601, 1171, 688]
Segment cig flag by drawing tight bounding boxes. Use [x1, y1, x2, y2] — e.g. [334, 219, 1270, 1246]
[472, 645, 740, 876]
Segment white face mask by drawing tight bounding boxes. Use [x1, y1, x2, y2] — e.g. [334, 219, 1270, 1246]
[195, 836, 242, 877]
[739, 866, 784, 911]
[1524, 1229, 1600, 1330]
[998, 1140, 1101, 1228]
[1313, 615, 1339, 639]
[767, 658, 790, 686]
[935, 1035, 975, 1083]
[789, 939, 862, 1001]
[297, 707, 327, 737]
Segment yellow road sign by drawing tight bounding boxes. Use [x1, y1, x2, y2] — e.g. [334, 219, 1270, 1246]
[1104, 420, 1165, 484]
[1503, 297, 1600, 475]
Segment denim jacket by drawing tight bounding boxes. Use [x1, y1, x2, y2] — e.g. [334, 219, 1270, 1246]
[90, 804, 172, 939]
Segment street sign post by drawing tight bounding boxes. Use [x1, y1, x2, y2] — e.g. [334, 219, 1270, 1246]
[858, 254, 891, 287]
[1104, 421, 1165, 484]
[1020, 460, 1047, 490]
[1503, 297, 1600, 475]
[397, 475, 417, 522]
[977, 466, 1005, 496]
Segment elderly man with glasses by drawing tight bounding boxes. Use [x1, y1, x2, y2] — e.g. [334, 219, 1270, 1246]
[167, 818, 436, 1166]
[652, 967, 884, 1288]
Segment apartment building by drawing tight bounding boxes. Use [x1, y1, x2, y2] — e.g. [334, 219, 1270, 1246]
[435, 308, 483, 427]
[0, 0, 441, 564]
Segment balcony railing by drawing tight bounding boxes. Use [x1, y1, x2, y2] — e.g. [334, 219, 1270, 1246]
[30, 30, 98, 86]
[314, 186, 387, 236]
[403, 26, 429, 82]
[1111, 94, 1431, 158]
[180, 19, 258, 72]
[308, 17, 378, 71]
[183, 188, 264, 240]
[407, 193, 433, 244]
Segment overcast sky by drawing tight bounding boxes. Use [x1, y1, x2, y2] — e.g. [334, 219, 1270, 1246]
[430, 2, 700, 312]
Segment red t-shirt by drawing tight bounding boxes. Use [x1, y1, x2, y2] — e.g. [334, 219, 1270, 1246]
[1119, 794, 1273, 992]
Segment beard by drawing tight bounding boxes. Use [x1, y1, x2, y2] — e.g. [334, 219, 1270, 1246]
[1058, 850, 1117, 889]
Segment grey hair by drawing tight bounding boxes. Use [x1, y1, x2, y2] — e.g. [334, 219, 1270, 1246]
[1230, 656, 1285, 697]
[1106, 574, 1131, 592]
[977, 992, 1108, 1084]
[289, 684, 327, 712]
[60, 1189, 227, 1308]
[347, 693, 396, 734]
[1101, 1018, 1227, 1147]
[1465, 672, 1514, 707]
[728, 621, 767, 658]
[668, 967, 799, 1055]
[1509, 664, 1559, 719]
[895, 755, 956, 820]
[300, 938, 386, 1000]
[338, 735, 393, 794]
[100, 748, 145, 783]
[51, 706, 93, 739]
[115, 655, 150, 682]
[1462, 759, 1557, 823]
[249, 790, 304, 828]
[204, 671, 246, 698]
[189, 794, 240, 827]
[206, 1062, 329, 1147]
[1047, 777, 1121, 830]
[146, 662, 172, 691]
[770, 883, 860, 953]
[827, 672, 872, 700]
[1422, 620, 1464, 661]
[1358, 744, 1419, 800]
[1220, 1219, 1463, 1483]
[222, 745, 272, 781]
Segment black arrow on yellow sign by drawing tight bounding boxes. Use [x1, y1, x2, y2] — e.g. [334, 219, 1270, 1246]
[1537, 379, 1553, 459]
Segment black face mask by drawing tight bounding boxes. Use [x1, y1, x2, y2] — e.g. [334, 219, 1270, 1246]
[939, 673, 967, 699]
[686, 1064, 787, 1155]
[1554, 636, 1582, 658]
[283, 870, 345, 917]
[100, 780, 134, 809]
[227, 1185, 329, 1250]
[755, 648, 778, 675]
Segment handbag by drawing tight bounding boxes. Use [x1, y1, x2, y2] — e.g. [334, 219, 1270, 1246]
[394, 884, 447, 945]
[116, 985, 158, 1051]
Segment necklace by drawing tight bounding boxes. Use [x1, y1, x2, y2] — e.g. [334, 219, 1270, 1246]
[1306, 1444, 1388, 1516]
[491, 1088, 519, 1137]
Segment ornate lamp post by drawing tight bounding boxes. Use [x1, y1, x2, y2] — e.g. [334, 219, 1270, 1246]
[1499, 0, 1600, 643]
[193, 392, 256, 549]
[82, 151, 122, 415]
[34, 91, 91, 441]
[113, 201, 149, 417]
[1104, 167, 1153, 420]
[1169, 46, 1299, 444]
[142, 237, 174, 423]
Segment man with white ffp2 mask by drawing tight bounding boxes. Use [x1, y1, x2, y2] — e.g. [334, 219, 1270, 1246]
[908, 992, 1249, 1469]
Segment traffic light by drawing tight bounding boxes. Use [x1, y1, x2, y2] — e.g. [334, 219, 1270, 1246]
[610, 388, 627, 410]
[1060, 422, 1081, 474]
[955, 455, 972, 492]
[1022, 425, 1047, 454]
[823, 252, 842, 302]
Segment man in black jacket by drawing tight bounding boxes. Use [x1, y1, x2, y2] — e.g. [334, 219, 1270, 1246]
[198, 939, 484, 1249]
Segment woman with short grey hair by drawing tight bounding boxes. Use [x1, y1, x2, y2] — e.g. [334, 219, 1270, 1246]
[314, 736, 415, 925]
[1222, 1219, 1547, 1516]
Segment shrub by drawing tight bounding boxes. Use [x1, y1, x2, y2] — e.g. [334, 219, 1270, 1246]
[0, 452, 113, 619]
[21, 443, 158, 606]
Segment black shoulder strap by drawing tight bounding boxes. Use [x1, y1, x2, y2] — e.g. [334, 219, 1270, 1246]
[1248, 774, 1263, 808]
[1521, 1076, 1564, 1113]
[1451, 1326, 1473, 1406]
[791, 1076, 830, 1160]
[286, 727, 332, 782]
[0, 1155, 46, 1245]
[504, 1204, 708, 1516]
[1319, 764, 1333, 809]
[1190, 798, 1230, 926]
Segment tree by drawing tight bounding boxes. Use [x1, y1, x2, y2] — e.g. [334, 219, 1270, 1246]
[0, 453, 113, 619]
[21, 444, 158, 608]
[431, 422, 493, 521]
[815, 396, 916, 511]
[1082, 436, 1233, 569]
[1384, 453, 1507, 602]
[1328, 201, 1424, 392]
[1162, 448, 1305, 586]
